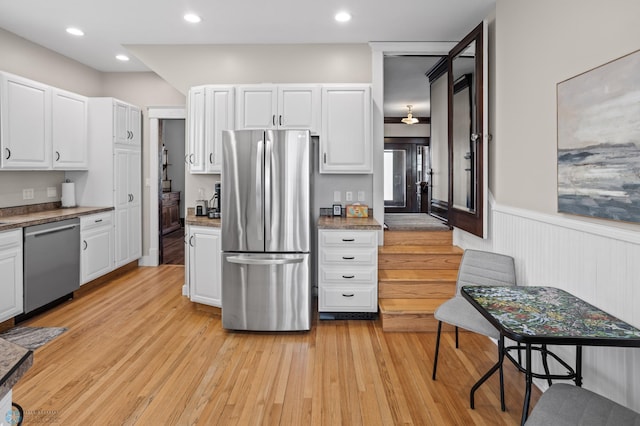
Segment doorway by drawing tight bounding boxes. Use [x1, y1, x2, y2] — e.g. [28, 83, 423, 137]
[384, 137, 429, 213]
[158, 119, 186, 265]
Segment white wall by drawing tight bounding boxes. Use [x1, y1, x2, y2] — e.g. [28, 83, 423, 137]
[454, 0, 640, 411]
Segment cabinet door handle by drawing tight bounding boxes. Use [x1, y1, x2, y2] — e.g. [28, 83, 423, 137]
[272, 114, 276, 126]
[55, 151, 61, 161]
[342, 293, 355, 298]
[5, 148, 10, 160]
[189, 235, 194, 247]
[342, 256, 355, 260]
[342, 238, 355, 242]
[209, 153, 213, 164]
[184, 154, 189, 164]
[83, 240, 88, 250]
[323, 153, 327, 164]
[342, 275, 355, 279]
[94, 219, 103, 223]
[189, 154, 195, 164]
[279, 115, 283, 126]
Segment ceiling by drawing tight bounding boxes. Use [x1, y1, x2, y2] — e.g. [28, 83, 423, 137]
[0, 0, 494, 117]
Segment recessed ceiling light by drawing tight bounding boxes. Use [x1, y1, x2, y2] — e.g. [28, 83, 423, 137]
[335, 11, 351, 23]
[116, 54, 130, 62]
[184, 13, 202, 23]
[66, 27, 84, 36]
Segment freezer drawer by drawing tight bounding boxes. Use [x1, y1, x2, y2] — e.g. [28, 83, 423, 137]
[222, 253, 310, 331]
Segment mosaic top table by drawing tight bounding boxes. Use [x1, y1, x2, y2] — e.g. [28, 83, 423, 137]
[461, 285, 640, 426]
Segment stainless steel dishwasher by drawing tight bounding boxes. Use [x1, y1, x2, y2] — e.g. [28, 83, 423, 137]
[23, 218, 80, 314]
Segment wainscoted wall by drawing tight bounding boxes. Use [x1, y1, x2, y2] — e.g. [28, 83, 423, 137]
[455, 201, 640, 411]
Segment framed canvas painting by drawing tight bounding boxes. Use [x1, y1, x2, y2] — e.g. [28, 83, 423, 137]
[557, 49, 640, 222]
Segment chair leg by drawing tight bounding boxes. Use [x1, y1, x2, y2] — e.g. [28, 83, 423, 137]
[455, 326, 459, 348]
[432, 321, 443, 380]
[498, 335, 506, 411]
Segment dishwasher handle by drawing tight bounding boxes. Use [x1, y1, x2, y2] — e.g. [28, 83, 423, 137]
[25, 223, 79, 238]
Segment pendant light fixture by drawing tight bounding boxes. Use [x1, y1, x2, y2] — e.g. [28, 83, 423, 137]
[401, 105, 419, 125]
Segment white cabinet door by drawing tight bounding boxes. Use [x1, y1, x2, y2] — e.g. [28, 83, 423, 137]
[114, 101, 140, 146]
[187, 87, 206, 173]
[205, 86, 234, 173]
[0, 73, 51, 169]
[278, 86, 320, 134]
[189, 226, 222, 307]
[52, 88, 88, 169]
[114, 148, 141, 267]
[320, 86, 372, 173]
[236, 86, 278, 129]
[236, 85, 320, 134]
[0, 229, 23, 322]
[80, 213, 114, 284]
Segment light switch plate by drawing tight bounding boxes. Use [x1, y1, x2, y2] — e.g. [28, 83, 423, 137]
[333, 191, 341, 202]
[23, 188, 34, 200]
[357, 191, 365, 202]
[345, 191, 353, 202]
[47, 187, 57, 197]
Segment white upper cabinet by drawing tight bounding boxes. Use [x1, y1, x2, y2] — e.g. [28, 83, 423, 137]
[187, 85, 235, 174]
[0, 71, 89, 170]
[52, 88, 88, 169]
[114, 101, 141, 146]
[0, 73, 51, 169]
[236, 85, 320, 134]
[320, 85, 372, 174]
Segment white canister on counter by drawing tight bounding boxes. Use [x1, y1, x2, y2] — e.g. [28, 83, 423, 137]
[61, 180, 77, 208]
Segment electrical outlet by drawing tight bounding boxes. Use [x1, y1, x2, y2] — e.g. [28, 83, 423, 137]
[23, 188, 34, 200]
[345, 191, 353, 202]
[357, 191, 365, 202]
[47, 187, 57, 197]
[333, 191, 341, 202]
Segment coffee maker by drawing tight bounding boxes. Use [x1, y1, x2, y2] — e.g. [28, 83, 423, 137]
[209, 182, 221, 219]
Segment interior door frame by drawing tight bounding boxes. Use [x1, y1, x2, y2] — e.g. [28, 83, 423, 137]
[371, 42, 457, 245]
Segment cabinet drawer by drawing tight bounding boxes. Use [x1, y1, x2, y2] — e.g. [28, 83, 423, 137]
[0, 229, 21, 249]
[81, 212, 113, 231]
[319, 286, 377, 312]
[320, 230, 377, 247]
[319, 267, 376, 285]
[319, 247, 377, 266]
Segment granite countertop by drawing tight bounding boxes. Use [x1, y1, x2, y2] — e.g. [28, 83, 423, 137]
[0, 205, 113, 232]
[185, 210, 221, 228]
[317, 216, 382, 230]
[0, 338, 33, 400]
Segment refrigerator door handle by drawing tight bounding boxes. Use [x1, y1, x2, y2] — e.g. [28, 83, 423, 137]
[265, 136, 272, 244]
[256, 139, 264, 241]
[226, 254, 305, 266]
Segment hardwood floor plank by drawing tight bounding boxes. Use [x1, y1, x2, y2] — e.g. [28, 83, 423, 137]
[13, 265, 540, 425]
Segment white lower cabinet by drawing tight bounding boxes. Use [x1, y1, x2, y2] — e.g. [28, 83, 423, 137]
[188, 226, 222, 307]
[0, 229, 23, 322]
[80, 212, 114, 285]
[318, 229, 378, 312]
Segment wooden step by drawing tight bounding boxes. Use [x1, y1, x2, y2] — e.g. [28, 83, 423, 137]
[378, 270, 458, 299]
[378, 299, 451, 332]
[383, 230, 452, 246]
[378, 245, 463, 270]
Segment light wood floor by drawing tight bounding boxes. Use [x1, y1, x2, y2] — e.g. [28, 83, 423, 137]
[14, 265, 539, 425]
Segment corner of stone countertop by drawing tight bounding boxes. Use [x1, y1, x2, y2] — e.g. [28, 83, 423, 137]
[0, 206, 114, 232]
[0, 338, 33, 401]
[185, 211, 221, 228]
[317, 216, 382, 230]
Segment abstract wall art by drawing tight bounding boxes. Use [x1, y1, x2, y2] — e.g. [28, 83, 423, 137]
[557, 49, 640, 223]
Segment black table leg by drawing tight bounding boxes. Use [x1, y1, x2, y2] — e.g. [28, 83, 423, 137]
[470, 334, 505, 410]
[575, 345, 583, 387]
[521, 343, 532, 426]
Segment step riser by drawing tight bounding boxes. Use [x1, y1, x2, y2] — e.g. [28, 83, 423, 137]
[380, 313, 456, 333]
[379, 283, 456, 299]
[383, 231, 452, 246]
[378, 255, 461, 270]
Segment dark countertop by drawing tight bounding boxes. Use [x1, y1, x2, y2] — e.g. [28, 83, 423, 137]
[0, 206, 114, 232]
[317, 216, 382, 230]
[0, 338, 33, 400]
[185, 209, 221, 228]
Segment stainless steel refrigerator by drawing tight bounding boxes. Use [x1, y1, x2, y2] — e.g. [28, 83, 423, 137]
[221, 129, 311, 331]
